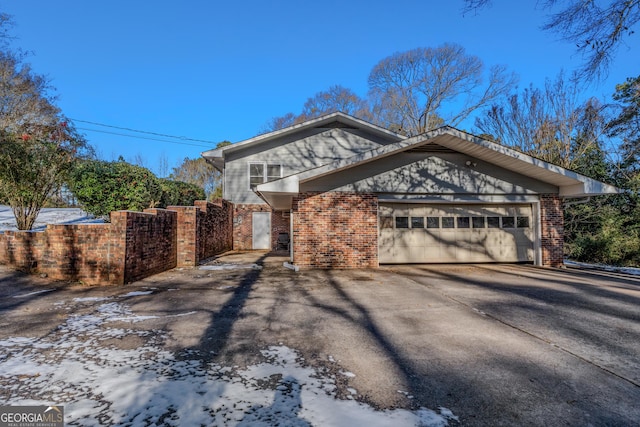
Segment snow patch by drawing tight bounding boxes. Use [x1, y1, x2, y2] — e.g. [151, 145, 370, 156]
[564, 260, 640, 276]
[73, 297, 112, 302]
[0, 205, 103, 232]
[12, 289, 55, 298]
[0, 300, 456, 426]
[120, 290, 154, 297]
[200, 263, 263, 271]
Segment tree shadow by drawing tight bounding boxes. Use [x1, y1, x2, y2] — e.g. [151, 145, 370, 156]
[292, 269, 428, 404]
[395, 264, 640, 386]
[186, 254, 268, 364]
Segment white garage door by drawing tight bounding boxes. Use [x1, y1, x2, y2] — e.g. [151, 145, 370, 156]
[379, 203, 534, 263]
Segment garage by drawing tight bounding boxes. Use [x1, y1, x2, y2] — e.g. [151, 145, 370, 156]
[252, 117, 619, 268]
[378, 203, 535, 263]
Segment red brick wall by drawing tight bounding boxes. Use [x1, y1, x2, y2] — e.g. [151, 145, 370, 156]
[0, 223, 125, 284]
[271, 210, 290, 250]
[169, 200, 233, 266]
[196, 200, 233, 261]
[233, 204, 282, 250]
[0, 201, 234, 284]
[292, 192, 378, 268]
[122, 209, 177, 283]
[540, 194, 564, 268]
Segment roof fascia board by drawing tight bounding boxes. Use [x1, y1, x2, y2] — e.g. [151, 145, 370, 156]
[438, 127, 583, 179]
[250, 125, 621, 198]
[203, 112, 406, 159]
[428, 127, 620, 196]
[559, 181, 620, 197]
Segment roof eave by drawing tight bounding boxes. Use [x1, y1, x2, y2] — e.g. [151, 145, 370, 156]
[212, 112, 407, 157]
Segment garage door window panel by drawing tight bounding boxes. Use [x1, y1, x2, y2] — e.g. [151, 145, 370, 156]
[517, 216, 530, 228]
[457, 217, 470, 228]
[380, 216, 393, 229]
[395, 217, 409, 229]
[472, 217, 485, 228]
[442, 217, 455, 228]
[426, 217, 440, 228]
[502, 217, 515, 228]
[411, 217, 424, 229]
[487, 217, 500, 228]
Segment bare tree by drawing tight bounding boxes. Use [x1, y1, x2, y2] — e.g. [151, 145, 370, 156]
[368, 44, 516, 135]
[301, 85, 371, 121]
[260, 112, 302, 133]
[171, 141, 231, 199]
[261, 85, 372, 133]
[462, 0, 640, 82]
[474, 71, 610, 170]
[0, 51, 58, 131]
[157, 152, 170, 178]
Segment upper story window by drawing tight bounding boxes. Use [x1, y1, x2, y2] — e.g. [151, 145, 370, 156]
[249, 162, 282, 189]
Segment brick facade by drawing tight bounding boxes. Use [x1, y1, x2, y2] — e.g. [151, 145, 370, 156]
[540, 194, 564, 268]
[0, 201, 233, 285]
[233, 204, 290, 251]
[292, 192, 378, 268]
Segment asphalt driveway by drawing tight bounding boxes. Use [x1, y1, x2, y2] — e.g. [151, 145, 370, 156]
[1, 254, 639, 426]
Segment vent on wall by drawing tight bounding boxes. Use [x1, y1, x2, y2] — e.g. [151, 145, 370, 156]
[406, 143, 455, 153]
[314, 120, 358, 130]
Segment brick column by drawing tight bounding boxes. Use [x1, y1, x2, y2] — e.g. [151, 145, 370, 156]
[540, 194, 564, 267]
[292, 192, 378, 268]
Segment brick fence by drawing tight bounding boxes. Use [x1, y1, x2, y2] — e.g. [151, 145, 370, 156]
[0, 201, 232, 285]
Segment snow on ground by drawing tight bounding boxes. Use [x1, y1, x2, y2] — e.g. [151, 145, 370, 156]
[0, 294, 457, 426]
[0, 205, 103, 232]
[564, 260, 640, 276]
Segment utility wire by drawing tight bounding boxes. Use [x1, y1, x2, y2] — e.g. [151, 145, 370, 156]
[76, 127, 213, 148]
[70, 118, 219, 146]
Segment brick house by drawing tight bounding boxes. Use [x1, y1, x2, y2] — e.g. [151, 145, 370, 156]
[202, 112, 618, 269]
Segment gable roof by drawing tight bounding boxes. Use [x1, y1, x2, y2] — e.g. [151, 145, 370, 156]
[201, 112, 406, 170]
[255, 126, 620, 209]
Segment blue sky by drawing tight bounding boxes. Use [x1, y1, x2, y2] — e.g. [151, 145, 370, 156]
[2, 0, 637, 175]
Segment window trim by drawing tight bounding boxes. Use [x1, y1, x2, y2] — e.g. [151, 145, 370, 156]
[248, 162, 282, 189]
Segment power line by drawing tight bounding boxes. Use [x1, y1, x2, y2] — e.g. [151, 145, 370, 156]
[70, 118, 219, 146]
[76, 127, 213, 148]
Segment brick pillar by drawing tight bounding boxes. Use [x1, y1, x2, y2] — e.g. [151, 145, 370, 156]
[167, 206, 199, 267]
[292, 192, 378, 268]
[540, 194, 564, 267]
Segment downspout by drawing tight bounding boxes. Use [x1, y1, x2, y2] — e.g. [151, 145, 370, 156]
[289, 208, 293, 263]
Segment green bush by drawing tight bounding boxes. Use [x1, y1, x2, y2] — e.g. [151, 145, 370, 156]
[159, 179, 205, 207]
[567, 216, 640, 267]
[67, 159, 162, 219]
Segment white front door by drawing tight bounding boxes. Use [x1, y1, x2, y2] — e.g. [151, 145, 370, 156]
[252, 212, 271, 250]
